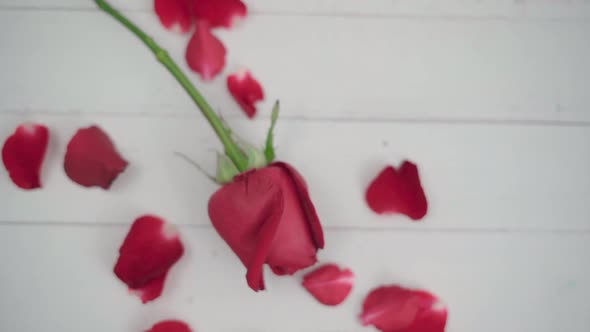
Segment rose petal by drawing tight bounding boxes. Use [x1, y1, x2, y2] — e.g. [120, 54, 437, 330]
[147, 320, 193, 332]
[193, 0, 247, 28]
[302, 264, 354, 306]
[2, 123, 49, 190]
[64, 125, 128, 189]
[227, 69, 265, 118]
[186, 21, 227, 81]
[360, 285, 448, 332]
[365, 161, 428, 220]
[114, 215, 184, 303]
[273, 162, 324, 249]
[154, 0, 193, 33]
[208, 169, 285, 291]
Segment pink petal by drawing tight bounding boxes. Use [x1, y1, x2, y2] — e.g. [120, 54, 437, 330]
[227, 69, 265, 118]
[186, 21, 227, 81]
[2, 123, 49, 190]
[365, 161, 428, 221]
[360, 285, 448, 332]
[302, 264, 354, 306]
[147, 320, 193, 332]
[64, 125, 128, 189]
[114, 215, 184, 303]
[154, 0, 193, 33]
[193, 0, 247, 28]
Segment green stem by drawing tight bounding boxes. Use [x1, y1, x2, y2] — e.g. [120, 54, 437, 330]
[94, 0, 248, 171]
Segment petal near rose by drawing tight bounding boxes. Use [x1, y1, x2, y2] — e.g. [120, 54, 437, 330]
[2, 123, 49, 190]
[193, 0, 247, 28]
[64, 125, 128, 189]
[186, 21, 226, 81]
[360, 285, 448, 332]
[302, 264, 354, 306]
[147, 320, 193, 332]
[365, 161, 428, 221]
[154, 0, 193, 33]
[227, 69, 265, 118]
[114, 215, 184, 303]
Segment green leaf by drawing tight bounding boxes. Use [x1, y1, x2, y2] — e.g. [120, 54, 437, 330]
[264, 101, 280, 163]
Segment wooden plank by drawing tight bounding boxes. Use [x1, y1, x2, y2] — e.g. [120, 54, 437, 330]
[0, 11, 589, 123]
[1, 0, 590, 19]
[1, 114, 589, 230]
[0, 224, 588, 331]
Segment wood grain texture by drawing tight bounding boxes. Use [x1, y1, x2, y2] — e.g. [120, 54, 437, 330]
[0, 224, 588, 332]
[1, 0, 590, 19]
[0, 11, 589, 122]
[1, 2, 590, 331]
[1, 114, 589, 230]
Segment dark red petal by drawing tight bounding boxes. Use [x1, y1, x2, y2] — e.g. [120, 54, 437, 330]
[1, 123, 49, 190]
[193, 0, 247, 28]
[186, 21, 226, 81]
[227, 69, 265, 118]
[114, 215, 184, 303]
[360, 285, 447, 332]
[272, 162, 325, 248]
[208, 170, 284, 291]
[147, 320, 192, 332]
[154, 0, 193, 33]
[365, 161, 428, 221]
[64, 125, 128, 189]
[302, 264, 354, 306]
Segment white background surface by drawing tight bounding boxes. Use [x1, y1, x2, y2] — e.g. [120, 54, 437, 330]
[0, 0, 589, 331]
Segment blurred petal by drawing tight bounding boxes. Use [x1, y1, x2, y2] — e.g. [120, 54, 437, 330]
[64, 126, 128, 189]
[365, 161, 428, 220]
[186, 21, 227, 81]
[114, 215, 184, 303]
[360, 285, 447, 332]
[227, 69, 265, 118]
[154, 0, 193, 33]
[148, 320, 192, 332]
[193, 0, 247, 28]
[2, 123, 49, 190]
[302, 264, 354, 306]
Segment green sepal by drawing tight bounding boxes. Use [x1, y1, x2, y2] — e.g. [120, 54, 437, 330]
[216, 153, 240, 184]
[264, 101, 280, 163]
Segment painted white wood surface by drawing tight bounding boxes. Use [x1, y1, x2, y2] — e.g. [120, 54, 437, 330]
[1, 1, 589, 331]
[1, 114, 589, 231]
[0, 224, 588, 332]
[2, 0, 590, 19]
[1, 11, 589, 122]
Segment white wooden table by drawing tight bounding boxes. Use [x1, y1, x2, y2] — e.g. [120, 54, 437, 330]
[1, 1, 589, 331]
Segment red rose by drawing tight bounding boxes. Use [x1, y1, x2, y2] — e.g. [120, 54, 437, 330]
[208, 162, 324, 291]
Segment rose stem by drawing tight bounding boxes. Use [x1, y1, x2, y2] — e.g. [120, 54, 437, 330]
[94, 0, 249, 171]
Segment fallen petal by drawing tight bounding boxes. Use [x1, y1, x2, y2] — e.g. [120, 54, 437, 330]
[2, 123, 49, 190]
[154, 0, 193, 33]
[193, 0, 247, 28]
[114, 215, 184, 303]
[360, 285, 447, 332]
[227, 69, 265, 118]
[186, 21, 227, 81]
[64, 125, 128, 189]
[365, 161, 428, 220]
[302, 264, 354, 306]
[147, 320, 193, 332]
